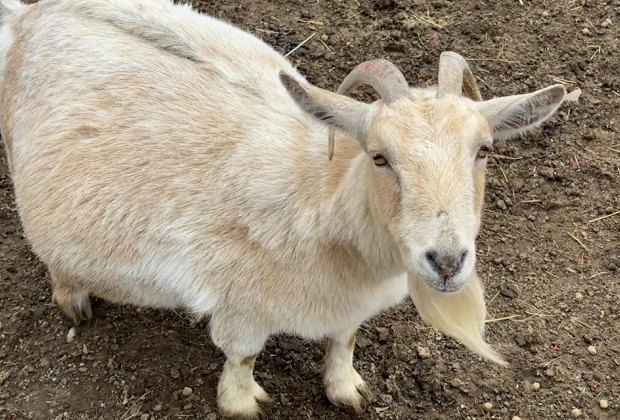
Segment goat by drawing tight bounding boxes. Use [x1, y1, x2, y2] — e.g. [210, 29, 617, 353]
[0, 0, 566, 417]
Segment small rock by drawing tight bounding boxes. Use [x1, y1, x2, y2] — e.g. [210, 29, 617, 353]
[600, 18, 612, 28]
[512, 417, 522, 420]
[153, 404, 163, 412]
[512, 178, 525, 191]
[279, 340, 305, 353]
[496, 199, 507, 210]
[78, 367, 88, 373]
[356, 335, 372, 349]
[66, 327, 76, 343]
[483, 402, 493, 411]
[515, 335, 527, 347]
[380, 393, 393, 404]
[565, 88, 582, 103]
[140, 415, 149, 420]
[599, 399, 608, 409]
[182, 387, 193, 397]
[280, 393, 289, 405]
[531, 382, 540, 390]
[376, 327, 390, 343]
[587, 345, 597, 355]
[500, 284, 519, 299]
[545, 367, 556, 377]
[300, 9, 311, 18]
[40, 358, 50, 368]
[417, 346, 431, 358]
[541, 10, 549, 17]
[571, 407, 582, 417]
[581, 28, 590, 35]
[575, 292, 583, 301]
[320, 34, 328, 42]
[539, 167, 555, 180]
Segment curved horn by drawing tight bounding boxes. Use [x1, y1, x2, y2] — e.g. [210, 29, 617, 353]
[328, 59, 408, 160]
[437, 51, 482, 102]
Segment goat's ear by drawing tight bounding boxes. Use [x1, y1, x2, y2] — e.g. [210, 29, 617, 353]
[477, 84, 566, 140]
[280, 72, 371, 141]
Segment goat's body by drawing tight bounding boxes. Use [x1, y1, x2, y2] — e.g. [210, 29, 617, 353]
[1, 0, 407, 341]
[1, 0, 566, 416]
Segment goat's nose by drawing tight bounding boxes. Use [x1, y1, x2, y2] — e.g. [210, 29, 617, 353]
[425, 250, 467, 280]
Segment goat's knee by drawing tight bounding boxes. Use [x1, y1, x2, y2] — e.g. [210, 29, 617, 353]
[324, 328, 372, 413]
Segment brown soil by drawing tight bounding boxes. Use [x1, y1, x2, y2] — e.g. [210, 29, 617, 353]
[1, 1, 619, 419]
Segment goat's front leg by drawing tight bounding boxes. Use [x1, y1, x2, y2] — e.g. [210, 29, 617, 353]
[211, 316, 271, 419]
[324, 327, 372, 413]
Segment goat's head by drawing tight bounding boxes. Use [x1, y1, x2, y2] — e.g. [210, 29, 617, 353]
[281, 52, 565, 294]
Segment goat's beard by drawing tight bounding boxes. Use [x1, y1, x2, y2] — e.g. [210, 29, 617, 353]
[408, 271, 506, 366]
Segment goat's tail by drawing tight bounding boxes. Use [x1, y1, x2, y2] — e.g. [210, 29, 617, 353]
[0, 0, 24, 174]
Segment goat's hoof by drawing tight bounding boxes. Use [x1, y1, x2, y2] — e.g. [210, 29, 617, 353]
[325, 370, 372, 414]
[52, 288, 92, 325]
[50, 270, 92, 325]
[218, 382, 271, 419]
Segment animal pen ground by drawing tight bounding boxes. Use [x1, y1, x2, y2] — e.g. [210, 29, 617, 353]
[0, 0, 618, 419]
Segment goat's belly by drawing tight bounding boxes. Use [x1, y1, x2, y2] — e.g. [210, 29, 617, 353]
[27, 229, 223, 312]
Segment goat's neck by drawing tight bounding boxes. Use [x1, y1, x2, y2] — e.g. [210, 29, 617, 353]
[317, 140, 404, 277]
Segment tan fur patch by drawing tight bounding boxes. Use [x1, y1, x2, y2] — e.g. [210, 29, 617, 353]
[240, 355, 258, 368]
[346, 332, 356, 351]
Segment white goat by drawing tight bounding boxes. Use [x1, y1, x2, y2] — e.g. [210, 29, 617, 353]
[0, 0, 565, 417]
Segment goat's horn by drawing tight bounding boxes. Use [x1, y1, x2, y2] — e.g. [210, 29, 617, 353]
[328, 59, 408, 160]
[437, 51, 482, 102]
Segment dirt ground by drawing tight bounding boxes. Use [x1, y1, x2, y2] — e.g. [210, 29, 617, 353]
[1, 0, 619, 419]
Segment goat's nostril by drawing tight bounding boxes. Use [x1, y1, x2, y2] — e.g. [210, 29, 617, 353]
[425, 251, 441, 274]
[425, 249, 465, 280]
[425, 251, 438, 262]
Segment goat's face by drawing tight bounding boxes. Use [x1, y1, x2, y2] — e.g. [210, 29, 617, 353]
[281, 61, 565, 293]
[364, 94, 490, 292]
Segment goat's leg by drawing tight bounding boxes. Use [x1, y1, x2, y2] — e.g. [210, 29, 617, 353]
[50, 268, 92, 324]
[324, 327, 372, 413]
[211, 315, 271, 419]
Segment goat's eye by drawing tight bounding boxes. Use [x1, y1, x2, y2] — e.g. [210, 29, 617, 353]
[373, 154, 389, 167]
[477, 145, 490, 160]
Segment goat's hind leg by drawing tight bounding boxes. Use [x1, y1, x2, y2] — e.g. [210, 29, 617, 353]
[324, 327, 372, 413]
[50, 269, 92, 324]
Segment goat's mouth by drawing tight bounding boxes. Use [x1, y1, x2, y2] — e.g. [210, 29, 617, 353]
[422, 276, 467, 294]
